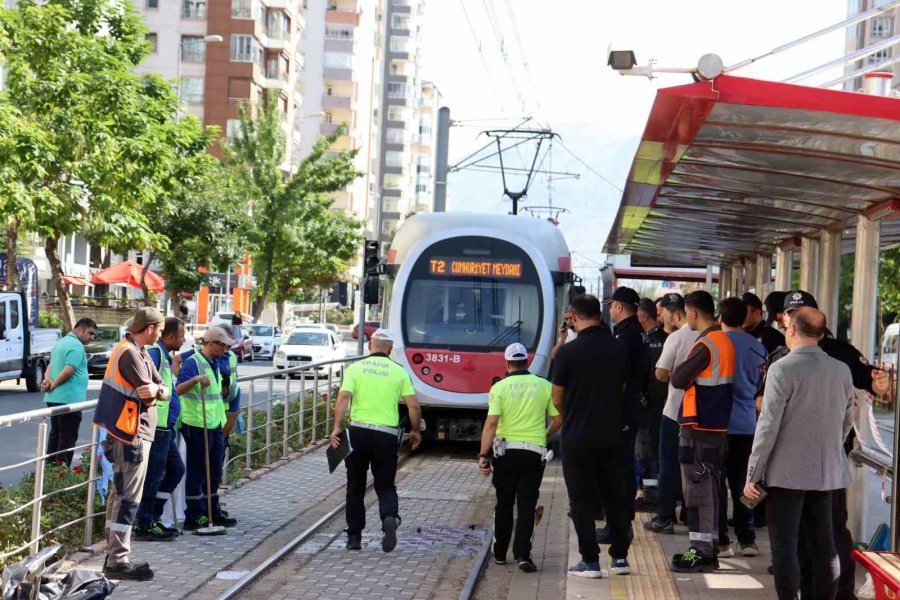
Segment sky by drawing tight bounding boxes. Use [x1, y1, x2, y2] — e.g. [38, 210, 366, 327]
[420, 0, 850, 284]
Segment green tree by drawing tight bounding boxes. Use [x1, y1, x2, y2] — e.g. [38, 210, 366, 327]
[270, 208, 362, 327]
[0, 0, 213, 329]
[225, 93, 362, 321]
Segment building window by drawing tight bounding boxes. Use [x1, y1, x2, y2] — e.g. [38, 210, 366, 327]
[387, 106, 408, 121]
[183, 0, 207, 18]
[387, 81, 411, 98]
[226, 119, 242, 144]
[871, 17, 893, 37]
[267, 10, 290, 40]
[391, 13, 410, 30]
[179, 77, 204, 104]
[230, 34, 260, 63]
[324, 112, 333, 123]
[181, 36, 206, 63]
[868, 48, 891, 64]
[146, 0, 158, 8]
[146, 33, 158, 53]
[325, 25, 353, 40]
[385, 150, 404, 167]
[389, 36, 410, 54]
[386, 128, 405, 144]
[383, 174, 403, 189]
[324, 51, 353, 69]
[415, 182, 427, 194]
[232, 0, 260, 19]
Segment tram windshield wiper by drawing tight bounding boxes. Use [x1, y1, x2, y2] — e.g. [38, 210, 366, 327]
[484, 320, 523, 351]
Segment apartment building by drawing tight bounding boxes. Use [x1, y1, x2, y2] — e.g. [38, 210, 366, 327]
[411, 80, 441, 214]
[844, 0, 899, 92]
[298, 0, 383, 219]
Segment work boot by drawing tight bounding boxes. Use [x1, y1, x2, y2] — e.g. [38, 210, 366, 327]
[382, 515, 398, 553]
[671, 548, 718, 573]
[133, 521, 176, 542]
[182, 516, 209, 531]
[103, 560, 154, 581]
[213, 514, 238, 528]
[346, 533, 362, 551]
[643, 518, 675, 534]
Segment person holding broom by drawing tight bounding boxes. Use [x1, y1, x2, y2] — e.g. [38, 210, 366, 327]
[175, 326, 237, 530]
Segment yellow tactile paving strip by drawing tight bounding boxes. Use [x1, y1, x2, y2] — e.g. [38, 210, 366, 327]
[612, 512, 680, 599]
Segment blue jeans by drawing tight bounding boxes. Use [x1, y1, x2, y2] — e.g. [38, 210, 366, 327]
[655, 416, 682, 523]
[136, 428, 185, 528]
[182, 424, 224, 521]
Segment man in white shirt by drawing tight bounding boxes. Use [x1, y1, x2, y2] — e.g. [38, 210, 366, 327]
[644, 293, 699, 534]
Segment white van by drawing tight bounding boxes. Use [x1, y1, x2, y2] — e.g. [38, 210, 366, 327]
[881, 323, 899, 372]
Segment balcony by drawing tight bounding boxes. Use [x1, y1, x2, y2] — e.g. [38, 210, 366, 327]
[326, 9, 360, 26]
[320, 122, 349, 136]
[382, 165, 406, 176]
[324, 67, 353, 81]
[322, 94, 352, 109]
[324, 38, 354, 53]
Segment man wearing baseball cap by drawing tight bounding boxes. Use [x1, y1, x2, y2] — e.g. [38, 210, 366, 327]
[330, 328, 422, 553]
[478, 342, 562, 573]
[94, 307, 167, 581]
[175, 324, 237, 530]
[757, 289, 889, 598]
[741, 292, 785, 354]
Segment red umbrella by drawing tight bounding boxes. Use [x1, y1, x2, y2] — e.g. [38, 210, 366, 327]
[91, 260, 166, 293]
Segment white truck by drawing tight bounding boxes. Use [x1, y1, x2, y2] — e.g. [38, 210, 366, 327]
[0, 292, 61, 392]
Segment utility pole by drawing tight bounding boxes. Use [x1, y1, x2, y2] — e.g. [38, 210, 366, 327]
[434, 107, 450, 212]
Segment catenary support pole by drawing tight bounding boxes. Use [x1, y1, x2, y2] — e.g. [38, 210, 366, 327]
[433, 107, 450, 213]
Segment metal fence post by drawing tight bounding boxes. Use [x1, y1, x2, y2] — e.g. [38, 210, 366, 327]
[83, 424, 99, 548]
[31, 417, 48, 553]
[298, 375, 306, 447]
[326, 367, 333, 435]
[312, 371, 319, 443]
[265, 378, 273, 466]
[245, 380, 254, 474]
[281, 373, 289, 458]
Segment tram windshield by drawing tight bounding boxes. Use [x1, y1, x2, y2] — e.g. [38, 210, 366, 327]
[402, 237, 542, 352]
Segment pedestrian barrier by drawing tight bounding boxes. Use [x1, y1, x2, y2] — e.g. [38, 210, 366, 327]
[0, 356, 362, 567]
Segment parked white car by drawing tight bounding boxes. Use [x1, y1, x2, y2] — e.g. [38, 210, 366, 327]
[274, 328, 346, 377]
[248, 323, 285, 360]
[208, 312, 254, 327]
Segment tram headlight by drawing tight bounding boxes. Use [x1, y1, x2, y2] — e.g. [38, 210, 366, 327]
[412, 353, 424, 365]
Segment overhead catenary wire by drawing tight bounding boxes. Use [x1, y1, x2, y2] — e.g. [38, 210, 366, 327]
[459, 0, 505, 112]
[482, 0, 527, 113]
[557, 140, 623, 193]
[503, 0, 541, 111]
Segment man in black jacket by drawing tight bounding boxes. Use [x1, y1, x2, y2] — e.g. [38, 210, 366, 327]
[635, 298, 668, 512]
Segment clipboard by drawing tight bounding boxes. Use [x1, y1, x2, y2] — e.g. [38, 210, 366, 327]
[326, 429, 353, 473]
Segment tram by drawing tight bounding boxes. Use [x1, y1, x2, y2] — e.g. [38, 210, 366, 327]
[381, 212, 575, 441]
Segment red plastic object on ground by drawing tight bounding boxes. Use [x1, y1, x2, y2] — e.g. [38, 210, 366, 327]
[853, 550, 900, 600]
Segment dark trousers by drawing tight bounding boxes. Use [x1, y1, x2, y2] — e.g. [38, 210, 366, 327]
[767, 487, 838, 600]
[182, 424, 224, 521]
[562, 446, 631, 563]
[656, 416, 682, 524]
[642, 404, 663, 489]
[799, 488, 855, 600]
[620, 428, 638, 521]
[345, 426, 399, 535]
[136, 429, 186, 528]
[46, 403, 82, 467]
[491, 450, 544, 560]
[718, 434, 756, 545]
[679, 427, 726, 558]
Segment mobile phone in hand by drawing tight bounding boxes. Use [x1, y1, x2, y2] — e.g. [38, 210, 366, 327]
[740, 483, 768, 510]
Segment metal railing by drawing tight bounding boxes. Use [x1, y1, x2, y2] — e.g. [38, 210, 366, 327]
[0, 355, 362, 565]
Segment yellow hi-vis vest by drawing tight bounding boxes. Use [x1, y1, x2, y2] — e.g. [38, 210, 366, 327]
[180, 352, 225, 429]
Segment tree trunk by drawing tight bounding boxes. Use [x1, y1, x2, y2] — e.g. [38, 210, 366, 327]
[139, 252, 154, 305]
[45, 236, 75, 331]
[5, 217, 18, 290]
[168, 290, 179, 317]
[276, 298, 285, 329]
[252, 253, 275, 321]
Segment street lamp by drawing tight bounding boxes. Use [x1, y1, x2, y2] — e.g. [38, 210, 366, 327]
[176, 34, 224, 116]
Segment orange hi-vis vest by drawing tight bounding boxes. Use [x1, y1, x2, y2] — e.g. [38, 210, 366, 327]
[93, 340, 142, 442]
[678, 329, 735, 432]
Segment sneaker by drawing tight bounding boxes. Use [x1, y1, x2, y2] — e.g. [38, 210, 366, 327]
[634, 496, 657, 513]
[717, 544, 734, 558]
[517, 558, 537, 573]
[346, 533, 362, 551]
[382, 515, 398, 553]
[161, 522, 181, 535]
[491, 543, 507, 565]
[133, 521, 176, 542]
[568, 560, 603, 579]
[611, 558, 631, 575]
[597, 523, 633, 544]
[213, 514, 238, 528]
[671, 548, 717, 573]
[643, 518, 675, 534]
[182, 516, 209, 531]
[740, 542, 760, 557]
[103, 560, 154, 581]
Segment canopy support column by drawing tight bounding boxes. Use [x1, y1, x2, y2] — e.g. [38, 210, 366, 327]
[705, 265, 713, 293]
[731, 263, 743, 297]
[775, 247, 793, 291]
[799, 236, 820, 296]
[745, 260, 758, 295]
[756, 253, 772, 300]
[818, 229, 843, 327]
[848, 215, 881, 543]
[719, 264, 731, 301]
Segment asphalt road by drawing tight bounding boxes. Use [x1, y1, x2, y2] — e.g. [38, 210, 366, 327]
[0, 336, 362, 487]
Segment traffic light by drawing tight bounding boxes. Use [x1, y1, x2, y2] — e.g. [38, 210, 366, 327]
[364, 240, 380, 277]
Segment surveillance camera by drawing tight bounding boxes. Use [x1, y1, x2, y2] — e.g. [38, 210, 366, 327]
[607, 50, 638, 71]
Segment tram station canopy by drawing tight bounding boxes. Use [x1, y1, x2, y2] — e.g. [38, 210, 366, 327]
[603, 75, 900, 266]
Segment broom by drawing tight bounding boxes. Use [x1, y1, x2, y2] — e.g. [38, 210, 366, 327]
[194, 386, 226, 536]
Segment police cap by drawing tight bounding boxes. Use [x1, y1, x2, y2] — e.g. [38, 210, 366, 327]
[658, 292, 685, 312]
[603, 286, 640, 308]
[784, 290, 818, 312]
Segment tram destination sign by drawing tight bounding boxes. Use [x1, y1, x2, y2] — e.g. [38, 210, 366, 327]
[428, 257, 523, 279]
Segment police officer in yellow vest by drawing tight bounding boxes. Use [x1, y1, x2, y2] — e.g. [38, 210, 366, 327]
[330, 328, 422, 553]
[93, 307, 167, 581]
[174, 325, 237, 530]
[479, 342, 562, 573]
[134, 317, 187, 541]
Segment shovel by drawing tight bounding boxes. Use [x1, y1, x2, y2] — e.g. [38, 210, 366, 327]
[193, 386, 226, 536]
